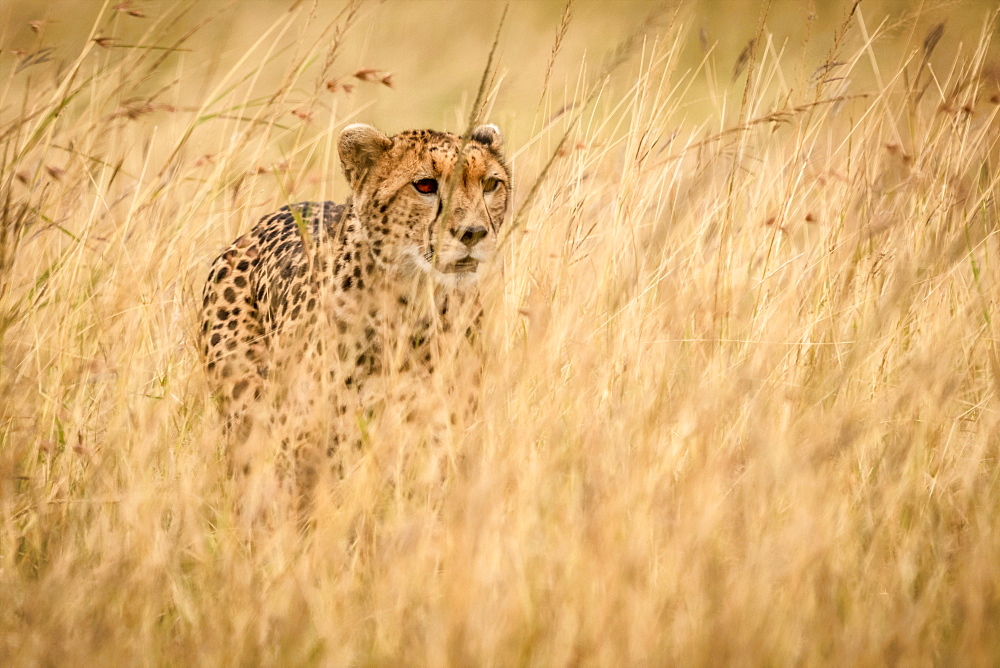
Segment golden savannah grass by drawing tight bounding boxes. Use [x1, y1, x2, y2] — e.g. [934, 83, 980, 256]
[2, 0, 1000, 663]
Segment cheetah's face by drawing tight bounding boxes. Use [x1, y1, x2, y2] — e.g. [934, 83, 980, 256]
[339, 124, 511, 289]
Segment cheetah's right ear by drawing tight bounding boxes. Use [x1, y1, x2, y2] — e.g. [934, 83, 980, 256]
[471, 124, 503, 152]
[338, 123, 392, 190]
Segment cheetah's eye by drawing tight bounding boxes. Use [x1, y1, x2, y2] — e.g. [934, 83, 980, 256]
[482, 177, 501, 193]
[413, 178, 438, 195]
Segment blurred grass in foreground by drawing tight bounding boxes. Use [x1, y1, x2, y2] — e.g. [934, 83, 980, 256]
[2, 0, 1000, 664]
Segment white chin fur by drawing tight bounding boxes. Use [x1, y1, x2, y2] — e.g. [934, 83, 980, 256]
[402, 247, 483, 290]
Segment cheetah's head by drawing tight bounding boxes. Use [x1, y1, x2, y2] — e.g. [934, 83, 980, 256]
[338, 124, 511, 290]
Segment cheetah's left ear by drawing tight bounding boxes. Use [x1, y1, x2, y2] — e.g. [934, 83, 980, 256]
[339, 123, 392, 190]
[471, 124, 503, 152]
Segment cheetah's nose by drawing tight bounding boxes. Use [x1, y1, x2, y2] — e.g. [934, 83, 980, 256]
[453, 225, 488, 248]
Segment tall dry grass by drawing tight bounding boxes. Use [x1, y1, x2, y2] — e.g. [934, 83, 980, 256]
[2, 0, 1000, 664]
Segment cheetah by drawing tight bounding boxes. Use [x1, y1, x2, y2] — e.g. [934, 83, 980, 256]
[199, 123, 511, 486]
